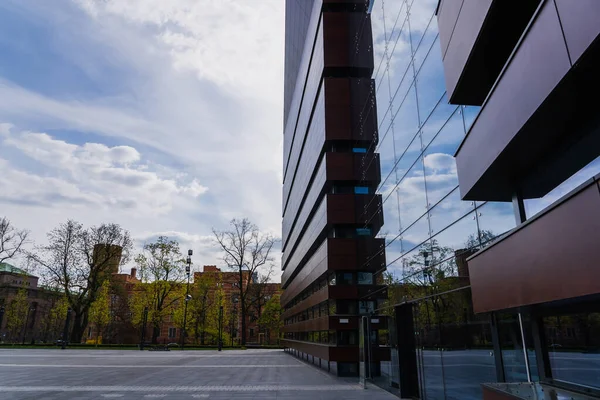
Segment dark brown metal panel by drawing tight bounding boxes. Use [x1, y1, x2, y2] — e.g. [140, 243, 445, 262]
[326, 152, 380, 183]
[281, 339, 330, 360]
[282, 286, 329, 320]
[554, 0, 600, 64]
[328, 238, 385, 271]
[281, 240, 328, 305]
[322, 12, 374, 72]
[455, 0, 571, 200]
[468, 182, 600, 313]
[481, 385, 521, 400]
[282, 316, 330, 333]
[439, 0, 541, 105]
[441, 0, 492, 102]
[437, 0, 464, 59]
[324, 78, 351, 141]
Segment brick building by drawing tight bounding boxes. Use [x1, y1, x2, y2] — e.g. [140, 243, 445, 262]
[0, 262, 64, 344]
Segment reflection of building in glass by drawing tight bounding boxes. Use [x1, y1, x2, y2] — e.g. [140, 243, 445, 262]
[281, 0, 600, 394]
[359, 0, 600, 398]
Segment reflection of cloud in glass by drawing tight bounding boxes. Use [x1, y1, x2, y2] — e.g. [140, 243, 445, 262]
[525, 156, 600, 218]
[371, 0, 516, 281]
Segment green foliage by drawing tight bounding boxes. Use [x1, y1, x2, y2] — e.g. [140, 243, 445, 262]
[88, 282, 111, 344]
[5, 287, 29, 342]
[258, 294, 282, 344]
[130, 236, 186, 343]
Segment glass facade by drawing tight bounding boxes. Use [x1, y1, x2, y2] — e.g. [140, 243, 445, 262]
[371, 0, 516, 290]
[365, 0, 518, 398]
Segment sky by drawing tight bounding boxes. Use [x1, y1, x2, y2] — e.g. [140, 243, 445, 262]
[0, 0, 285, 276]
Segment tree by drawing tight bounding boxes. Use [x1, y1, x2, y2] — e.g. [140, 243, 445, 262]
[88, 282, 111, 345]
[258, 294, 282, 344]
[188, 272, 216, 345]
[0, 217, 29, 264]
[41, 296, 69, 343]
[247, 271, 275, 339]
[131, 236, 186, 344]
[213, 218, 277, 345]
[5, 287, 29, 343]
[30, 220, 132, 343]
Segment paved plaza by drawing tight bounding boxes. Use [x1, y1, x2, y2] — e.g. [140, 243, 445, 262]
[0, 348, 397, 400]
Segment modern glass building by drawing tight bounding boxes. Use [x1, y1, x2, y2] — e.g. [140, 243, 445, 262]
[283, 0, 600, 397]
[281, 0, 389, 376]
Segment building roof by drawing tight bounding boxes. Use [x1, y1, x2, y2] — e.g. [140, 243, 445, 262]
[0, 262, 30, 276]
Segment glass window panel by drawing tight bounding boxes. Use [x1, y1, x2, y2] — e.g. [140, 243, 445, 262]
[358, 272, 374, 285]
[436, 289, 497, 400]
[525, 156, 600, 219]
[413, 297, 445, 399]
[415, 37, 446, 126]
[359, 301, 376, 315]
[544, 311, 600, 389]
[462, 105, 480, 133]
[497, 313, 531, 382]
[352, 147, 367, 153]
[383, 10, 412, 102]
[397, 238, 431, 287]
[380, 181, 401, 234]
[391, 83, 420, 158]
[412, 7, 438, 73]
[475, 201, 516, 248]
[356, 228, 372, 236]
[429, 211, 479, 280]
[399, 214, 430, 260]
[428, 188, 474, 237]
[397, 155, 428, 229]
[420, 93, 458, 149]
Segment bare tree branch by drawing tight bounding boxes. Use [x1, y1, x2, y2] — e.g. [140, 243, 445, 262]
[212, 218, 278, 345]
[0, 217, 30, 264]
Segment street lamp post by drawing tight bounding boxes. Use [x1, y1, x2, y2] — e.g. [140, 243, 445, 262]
[180, 250, 193, 350]
[61, 308, 72, 350]
[218, 305, 223, 351]
[140, 306, 149, 350]
[21, 306, 35, 345]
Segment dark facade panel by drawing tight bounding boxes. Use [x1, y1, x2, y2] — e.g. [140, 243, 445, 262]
[554, 0, 600, 64]
[281, 237, 384, 304]
[282, 195, 327, 273]
[284, 0, 317, 127]
[468, 178, 600, 313]
[282, 286, 328, 320]
[282, 151, 326, 252]
[281, 339, 330, 360]
[281, 238, 327, 296]
[437, 0, 463, 58]
[455, 0, 575, 201]
[438, 0, 541, 105]
[324, 78, 377, 143]
[322, 12, 374, 73]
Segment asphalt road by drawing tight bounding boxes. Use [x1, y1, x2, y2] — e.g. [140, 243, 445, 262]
[0, 349, 397, 400]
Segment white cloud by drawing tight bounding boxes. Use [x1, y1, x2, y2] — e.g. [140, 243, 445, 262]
[1, 127, 208, 216]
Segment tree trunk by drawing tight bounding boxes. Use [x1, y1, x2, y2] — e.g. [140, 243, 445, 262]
[151, 325, 159, 344]
[70, 311, 88, 343]
[240, 297, 247, 346]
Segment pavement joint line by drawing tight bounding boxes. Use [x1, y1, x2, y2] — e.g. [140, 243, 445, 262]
[0, 364, 304, 368]
[0, 386, 363, 392]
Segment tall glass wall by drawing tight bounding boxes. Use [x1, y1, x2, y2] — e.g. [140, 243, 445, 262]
[366, 0, 517, 398]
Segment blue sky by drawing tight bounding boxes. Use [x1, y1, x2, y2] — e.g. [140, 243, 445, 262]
[0, 0, 284, 273]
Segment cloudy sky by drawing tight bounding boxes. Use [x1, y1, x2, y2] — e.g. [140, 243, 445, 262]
[0, 0, 284, 273]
